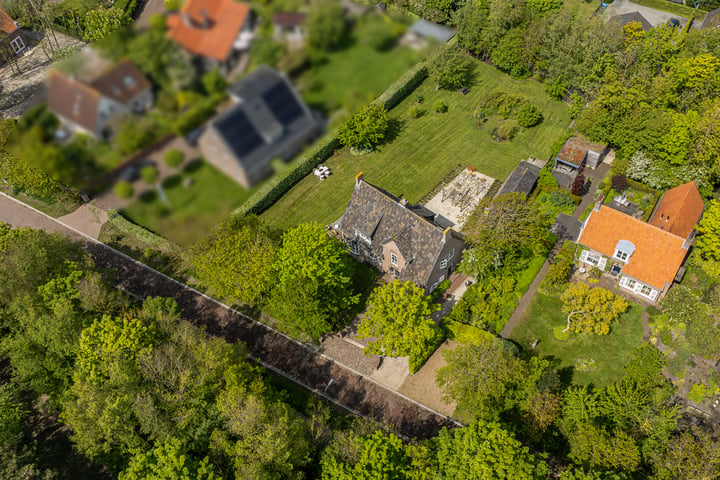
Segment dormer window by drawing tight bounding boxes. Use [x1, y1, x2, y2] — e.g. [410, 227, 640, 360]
[614, 239, 635, 263]
[390, 252, 398, 266]
[355, 229, 371, 245]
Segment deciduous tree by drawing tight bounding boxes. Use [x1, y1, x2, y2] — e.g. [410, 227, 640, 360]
[83, 7, 131, 43]
[189, 215, 278, 306]
[336, 103, 389, 151]
[306, 0, 345, 52]
[560, 283, 629, 335]
[428, 45, 477, 90]
[357, 281, 440, 359]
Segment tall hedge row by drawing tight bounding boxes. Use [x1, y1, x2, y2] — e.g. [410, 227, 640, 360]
[232, 61, 428, 218]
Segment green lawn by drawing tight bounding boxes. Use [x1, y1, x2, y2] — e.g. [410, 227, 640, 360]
[122, 160, 260, 246]
[261, 60, 572, 231]
[511, 293, 644, 388]
[299, 15, 421, 117]
[626, 0, 705, 19]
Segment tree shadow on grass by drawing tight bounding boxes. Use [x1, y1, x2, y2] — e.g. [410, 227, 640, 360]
[183, 158, 204, 174]
[379, 118, 405, 146]
[139, 190, 157, 204]
[162, 174, 182, 189]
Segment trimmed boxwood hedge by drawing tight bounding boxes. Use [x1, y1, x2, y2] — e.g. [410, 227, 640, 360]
[232, 61, 429, 218]
[106, 210, 179, 254]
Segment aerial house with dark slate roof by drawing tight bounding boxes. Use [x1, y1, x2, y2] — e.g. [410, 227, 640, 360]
[198, 65, 321, 188]
[334, 173, 466, 294]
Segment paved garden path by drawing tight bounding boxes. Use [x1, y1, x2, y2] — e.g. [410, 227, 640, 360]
[500, 162, 611, 339]
[0, 193, 458, 439]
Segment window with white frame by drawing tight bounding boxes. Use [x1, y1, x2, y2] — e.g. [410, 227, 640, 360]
[579, 249, 607, 270]
[349, 241, 359, 255]
[356, 230, 371, 245]
[390, 252, 398, 266]
[613, 240, 635, 263]
[439, 249, 455, 269]
[10, 37, 25, 54]
[625, 278, 636, 289]
[640, 285, 652, 296]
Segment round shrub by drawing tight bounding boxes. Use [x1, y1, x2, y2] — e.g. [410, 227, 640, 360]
[140, 165, 159, 185]
[548, 190, 575, 210]
[517, 104, 543, 127]
[553, 326, 571, 341]
[492, 121, 518, 141]
[164, 149, 185, 168]
[434, 101, 448, 113]
[408, 104, 424, 119]
[114, 181, 134, 199]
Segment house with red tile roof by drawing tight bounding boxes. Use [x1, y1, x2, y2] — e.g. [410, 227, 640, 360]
[166, 0, 253, 73]
[47, 59, 153, 140]
[0, 8, 28, 64]
[577, 182, 704, 302]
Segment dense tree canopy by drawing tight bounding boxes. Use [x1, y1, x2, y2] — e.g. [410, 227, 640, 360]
[357, 280, 440, 359]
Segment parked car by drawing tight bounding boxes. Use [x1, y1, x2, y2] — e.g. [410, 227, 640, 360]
[667, 18, 680, 28]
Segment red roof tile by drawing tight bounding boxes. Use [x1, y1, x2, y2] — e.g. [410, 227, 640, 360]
[90, 59, 151, 104]
[649, 181, 705, 239]
[47, 70, 100, 133]
[578, 206, 689, 289]
[166, 0, 250, 62]
[0, 8, 18, 35]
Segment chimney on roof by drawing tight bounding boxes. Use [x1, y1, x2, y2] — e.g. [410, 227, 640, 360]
[182, 12, 193, 27]
[355, 172, 363, 185]
[442, 227, 451, 242]
[400, 198, 408, 206]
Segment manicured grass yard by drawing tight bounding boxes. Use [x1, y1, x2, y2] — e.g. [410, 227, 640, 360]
[261, 60, 572, 231]
[122, 160, 260, 246]
[511, 293, 644, 388]
[299, 15, 421, 116]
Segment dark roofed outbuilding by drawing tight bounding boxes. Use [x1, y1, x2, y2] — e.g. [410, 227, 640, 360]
[496, 161, 541, 198]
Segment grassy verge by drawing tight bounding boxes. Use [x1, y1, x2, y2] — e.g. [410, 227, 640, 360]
[121, 159, 262, 247]
[511, 293, 644, 388]
[261, 60, 572, 231]
[0, 185, 82, 218]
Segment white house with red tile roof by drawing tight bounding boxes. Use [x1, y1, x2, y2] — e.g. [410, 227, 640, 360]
[577, 182, 704, 302]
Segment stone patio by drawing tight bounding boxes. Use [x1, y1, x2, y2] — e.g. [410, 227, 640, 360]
[423, 168, 494, 231]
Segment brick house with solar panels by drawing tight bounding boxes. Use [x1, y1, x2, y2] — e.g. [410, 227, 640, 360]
[334, 173, 466, 294]
[198, 66, 321, 188]
[577, 182, 704, 302]
[166, 0, 254, 74]
[0, 8, 27, 64]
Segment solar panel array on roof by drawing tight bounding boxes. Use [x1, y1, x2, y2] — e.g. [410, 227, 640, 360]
[261, 82, 304, 126]
[215, 110, 264, 158]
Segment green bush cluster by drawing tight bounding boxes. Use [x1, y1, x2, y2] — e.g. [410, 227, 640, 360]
[164, 149, 185, 168]
[540, 241, 575, 295]
[548, 190, 575, 210]
[172, 93, 226, 136]
[434, 101, 448, 113]
[517, 104, 543, 127]
[408, 329, 445, 374]
[114, 181, 134, 199]
[140, 165, 159, 184]
[445, 278, 518, 334]
[408, 104, 424, 118]
[477, 92, 535, 120]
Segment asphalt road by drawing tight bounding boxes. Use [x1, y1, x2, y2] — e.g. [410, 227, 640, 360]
[0, 193, 458, 439]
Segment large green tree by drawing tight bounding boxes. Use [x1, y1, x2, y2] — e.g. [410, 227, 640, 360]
[357, 281, 440, 359]
[432, 420, 549, 479]
[428, 45, 477, 90]
[321, 430, 410, 480]
[306, 0, 346, 52]
[696, 198, 720, 276]
[336, 103, 389, 151]
[459, 193, 551, 279]
[189, 215, 278, 306]
[120, 438, 218, 480]
[270, 222, 358, 340]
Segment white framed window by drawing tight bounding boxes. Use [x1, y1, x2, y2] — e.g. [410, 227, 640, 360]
[356, 230, 371, 245]
[349, 241, 359, 255]
[579, 250, 607, 270]
[446, 249, 455, 261]
[10, 37, 25, 54]
[390, 252, 398, 266]
[641, 285, 652, 296]
[440, 259, 448, 269]
[614, 250, 629, 261]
